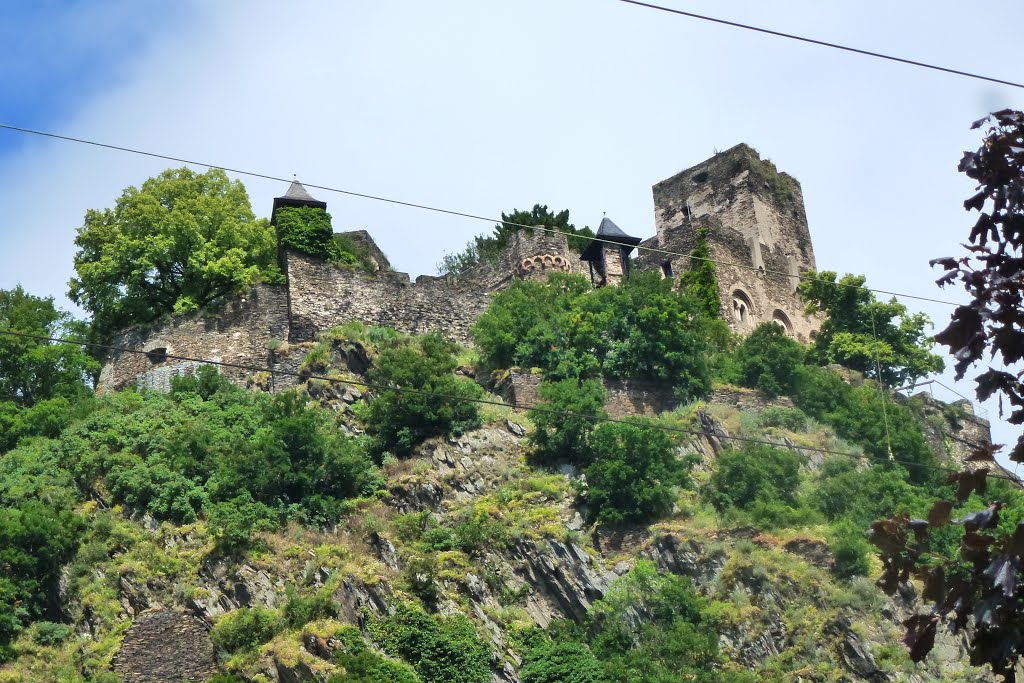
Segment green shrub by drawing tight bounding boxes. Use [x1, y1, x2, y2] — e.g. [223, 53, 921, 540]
[210, 607, 283, 654]
[206, 494, 278, 556]
[732, 323, 805, 397]
[370, 604, 491, 683]
[794, 366, 937, 484]
[528, 379, 607, 467]
[520, 641, 601, 683]
[472, 272, 716, 398]
[31, 621, 72, 646]
[283, 588, 338, 629]
[829, 520, 873, 578]
[584, 421, 692, 525]
[0, 501, 83, 656]
[366, 333, 483, 458]
[757, 406, 809, 432]
[808, 458, 926, 526]
[402, 554, 440, 605]
[705, 444, 803, 512]
[329, 626, 421, 682]
[583, 561, 743, 682]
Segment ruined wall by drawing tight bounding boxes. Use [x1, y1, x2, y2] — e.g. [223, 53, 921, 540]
[112, 610, 216, 683]
[640, 144, 819, 342]
[97, 284, 289, 394]
[498, 373, 681, 419]
[285, 250, 491, 345]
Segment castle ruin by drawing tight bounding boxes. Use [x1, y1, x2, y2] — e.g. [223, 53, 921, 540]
[98, 145, 821, 393]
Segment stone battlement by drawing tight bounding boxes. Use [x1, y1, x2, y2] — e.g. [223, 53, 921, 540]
[98, 146, 824, 394]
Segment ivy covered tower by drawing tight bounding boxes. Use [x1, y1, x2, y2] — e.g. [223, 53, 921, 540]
[580, 216, 642, 287]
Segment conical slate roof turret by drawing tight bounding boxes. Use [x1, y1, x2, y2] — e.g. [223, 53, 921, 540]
[272, 180, 327, 223]
[581, 216, 641, 261]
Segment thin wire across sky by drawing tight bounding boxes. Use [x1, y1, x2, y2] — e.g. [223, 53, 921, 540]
[0, 122, 968, 308]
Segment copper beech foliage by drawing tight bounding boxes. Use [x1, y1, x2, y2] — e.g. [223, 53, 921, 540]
[868, 458, 1024, 679]
[870, 112, 1024, 679]
[931, 109, 1024, 464]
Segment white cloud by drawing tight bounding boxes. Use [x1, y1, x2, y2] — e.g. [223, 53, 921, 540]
[1, 0, 1022, 470]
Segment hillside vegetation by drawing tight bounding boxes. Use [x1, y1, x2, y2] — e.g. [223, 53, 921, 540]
[2, 167, 1020, 683]
[2, 272, 1020, 683]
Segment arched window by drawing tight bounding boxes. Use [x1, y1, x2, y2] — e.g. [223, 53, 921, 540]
[732, 289, 755, 327]
[771, 309, 794, 336]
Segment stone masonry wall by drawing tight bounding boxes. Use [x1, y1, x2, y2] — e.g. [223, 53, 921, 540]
[498, 373, 682, 419]
[112, 610, 216, 683]
[286, 250, 491, 345]
[639, 144, 819, 342]
[97, 284, 289, 394]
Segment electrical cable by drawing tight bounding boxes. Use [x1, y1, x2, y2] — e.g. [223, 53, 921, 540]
[0, 327, 1016, 483]
[617, 0, 1024, 90]
[0, 121, 964, 308]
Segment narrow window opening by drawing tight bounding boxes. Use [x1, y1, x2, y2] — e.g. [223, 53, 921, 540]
[661, 260, 674, 279]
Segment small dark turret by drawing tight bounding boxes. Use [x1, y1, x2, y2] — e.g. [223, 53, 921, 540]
[580, 216, 642, 287]
[271, 180, 327, 224]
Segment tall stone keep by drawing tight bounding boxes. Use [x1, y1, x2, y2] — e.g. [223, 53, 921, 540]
[639, 144, 818, 341]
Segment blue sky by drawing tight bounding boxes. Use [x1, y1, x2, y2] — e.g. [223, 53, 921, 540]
[0, 0, 1022, 468]
[0, 1, 190, 156]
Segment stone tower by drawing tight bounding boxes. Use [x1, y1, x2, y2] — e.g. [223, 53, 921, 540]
[580, 216, 642, 287]
[637, 144, 818, 341]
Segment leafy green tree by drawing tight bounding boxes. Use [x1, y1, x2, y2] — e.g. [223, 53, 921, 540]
[799, 271, 944, 386]
[0, 501, 83, 658]
[528, 379, 607, 466]
[731, 322, 806, 397]
[0, 286, 97, 408]
[473, 272, 716, 399]
[366, 333, 483, 457]
[438, 205, 594, 276]
[585, 421, 691, 525]
[705, 444, 803, 512]
[471, 273, 591, 373]
[678, 225, 721, 319]
[68, 167, 278, 337]
[570, 272, 714, 398]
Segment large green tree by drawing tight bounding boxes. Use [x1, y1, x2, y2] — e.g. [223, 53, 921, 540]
[0, 286, 97, 407]
[68, 167, 278, 337]
[799, 271, 944, 386]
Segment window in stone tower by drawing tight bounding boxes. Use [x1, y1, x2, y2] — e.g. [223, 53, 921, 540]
[661, 260, 673, 279]
[732, 290, 754, 327]
[771, 309, 794, 336]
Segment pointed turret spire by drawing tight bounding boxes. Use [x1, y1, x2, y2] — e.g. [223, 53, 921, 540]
[272, 179, 327, 224]
[580, 216, 642, 287]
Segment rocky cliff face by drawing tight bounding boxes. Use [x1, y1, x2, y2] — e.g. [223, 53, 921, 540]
[61, 414, 994, 683]
[5, 349, 1007, 683]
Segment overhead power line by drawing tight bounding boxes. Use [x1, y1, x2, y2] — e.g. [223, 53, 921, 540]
[0, 122, 963, 308]
[617, 0, 1024, 90]
[0, 327, 1015, 483]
